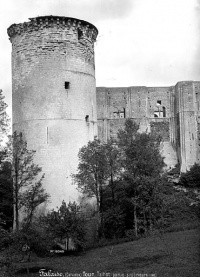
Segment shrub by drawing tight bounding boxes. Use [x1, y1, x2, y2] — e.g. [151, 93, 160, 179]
[41, 201, 87, 251]
[179, 163, 200, 188]
[100, 206, 126, 239]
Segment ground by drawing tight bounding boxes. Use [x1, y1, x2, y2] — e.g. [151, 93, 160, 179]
[12, 228, 200, 277]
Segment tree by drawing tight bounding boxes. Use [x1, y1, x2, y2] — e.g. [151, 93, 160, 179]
[12, 132, 49, 230]
[103, 138, 121, 203]
[0, 89, 12, 230]
[118, 119, 165, 178]
[179, 163, 200, 188]
[73, 138, 109, 214]
[42, 201, 86, 250]
[117, 119, 165, 236]
[0, 89, 10, 143]
[0, 159, 13, 230]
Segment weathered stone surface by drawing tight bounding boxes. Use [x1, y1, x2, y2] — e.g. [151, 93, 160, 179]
[8, 16, 98, 210]
[8, 15, 200, 216]
[97, 82, 200, 171]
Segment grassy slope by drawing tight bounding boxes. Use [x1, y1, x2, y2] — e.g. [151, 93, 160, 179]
[15, 228, 200, 277]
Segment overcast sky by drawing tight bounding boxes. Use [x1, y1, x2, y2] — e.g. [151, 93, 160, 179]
[0, 0, 200, 116]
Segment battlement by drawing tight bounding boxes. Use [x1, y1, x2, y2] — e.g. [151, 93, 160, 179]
[7, 15, 98, 43]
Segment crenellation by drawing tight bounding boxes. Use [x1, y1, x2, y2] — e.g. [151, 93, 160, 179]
[8, 16, 98, 44]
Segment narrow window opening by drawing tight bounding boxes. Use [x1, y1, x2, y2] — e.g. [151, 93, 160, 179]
[78, 28, 83, 40]
[65, 82, 70, 89]
[163, 106, 166, 117]
[85, 115, 89, 122]
[157, 100, 161, 105]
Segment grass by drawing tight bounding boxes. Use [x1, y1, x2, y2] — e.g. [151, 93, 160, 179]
[12, 227, 200, 277]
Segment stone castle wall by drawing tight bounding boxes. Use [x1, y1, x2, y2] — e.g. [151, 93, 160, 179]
[8, 16, 200, 217]
[8, 16, 98, 211]
[96, 82, 200, 171]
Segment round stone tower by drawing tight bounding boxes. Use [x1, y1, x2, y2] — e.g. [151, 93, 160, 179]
[8, 16, 98, 210]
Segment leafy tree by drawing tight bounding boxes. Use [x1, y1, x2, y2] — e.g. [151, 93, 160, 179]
[73, 138, 109, 214]
[179, 163, 200, 188]
[12, 132, 49, 230]
[0, 160, 13, 229]
[0, 90, 12, 229]
[0, 89, 10, 142]
[117, 119, 165, 236]
[42, 201, 86, 250]
[118, 119, 165, 178]
[103, 138, 121, 203]
[101, 206, 126, 239]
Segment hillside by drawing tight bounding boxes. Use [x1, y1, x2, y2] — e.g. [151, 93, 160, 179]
[15, 228, 200, 277]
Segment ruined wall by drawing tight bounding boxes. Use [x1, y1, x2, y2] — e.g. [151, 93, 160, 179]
[97, 85, 179, 169]
[174, 81, 200, 171]
[194, 82, 200, 164]
[8, 16, 98, 211]
[97, 82, 200, 171]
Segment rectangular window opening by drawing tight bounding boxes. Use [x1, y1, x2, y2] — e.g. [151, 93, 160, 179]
[65, 82, 70, 89]
[78, 28, 83, 40]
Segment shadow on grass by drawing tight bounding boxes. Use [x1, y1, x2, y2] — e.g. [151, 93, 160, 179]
[125, 254, 167, 270]
[16, 266, 53, 275]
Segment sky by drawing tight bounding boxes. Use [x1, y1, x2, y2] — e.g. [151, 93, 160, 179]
[0, 0, 200, 117]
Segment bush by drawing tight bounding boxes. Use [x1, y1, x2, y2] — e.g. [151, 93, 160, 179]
[0, 228, 12, 249]
[100, 206, 126, 239]
[40, 201, 87, 251]
[179, 163, 200, 188]
[13, 226, 53, 256]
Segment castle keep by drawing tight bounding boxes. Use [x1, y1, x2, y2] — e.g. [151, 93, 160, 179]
[8, 16, 98, 209]
[7, 16, 200, 211]
[97, 82, 200, 172]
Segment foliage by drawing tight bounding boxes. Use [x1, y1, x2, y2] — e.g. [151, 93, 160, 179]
[73, 138, 109, 213]
[167, 163, 180, 176]
[118, 119, 165, 178]
[0, 90, 12, 230]
[103, 138, 122, 203]
[0, 160, 13, 230]
[11, 226, 53, 257]
[100, 206, 126, 239]
[115, 119, 165, 237]
[0, 89, 10, 142]
[0, 227, 12, 249]
[12, 131, 49, 230]
[0, 225, 54, 277]
[41, 201, 86, 250]
[179, 163, 200, 188]
[73, 119, 197, 241]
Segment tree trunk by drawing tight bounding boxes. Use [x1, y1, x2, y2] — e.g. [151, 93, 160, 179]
[133, 202, 138, 237]
[14, 158, 19, 230]
[143, 210, 147, 235]
[15, 187, 19, 230]
[110, 171, 115, 204]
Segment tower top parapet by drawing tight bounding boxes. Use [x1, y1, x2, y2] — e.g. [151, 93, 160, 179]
[7, 15, 98, 42]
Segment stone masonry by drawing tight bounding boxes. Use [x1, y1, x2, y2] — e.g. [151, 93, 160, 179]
[97, 82, 200, 172]
[8, 16, 98, 214]
[7, 16, 200, 216]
